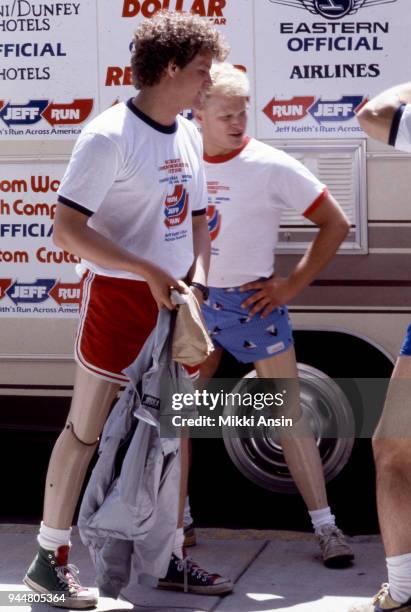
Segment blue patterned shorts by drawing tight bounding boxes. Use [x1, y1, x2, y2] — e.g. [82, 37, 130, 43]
[202, 286, 294, 364]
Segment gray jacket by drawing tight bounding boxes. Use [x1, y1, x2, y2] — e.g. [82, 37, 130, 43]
[78, 308, 192, 598]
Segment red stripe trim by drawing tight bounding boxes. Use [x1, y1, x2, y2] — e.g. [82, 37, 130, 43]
[74, 271, 129, 384]
[354, 97, 369, 114]
[204, 136, 251, 164]
[303, 188, 328, 218]
[75, 270, 94, 360]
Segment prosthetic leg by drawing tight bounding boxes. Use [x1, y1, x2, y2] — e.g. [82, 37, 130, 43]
[43, 365, 120, 529]
[25, 366, 120, 608]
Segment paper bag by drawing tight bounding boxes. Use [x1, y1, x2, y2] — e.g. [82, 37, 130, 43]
[170, 288, 214, 366]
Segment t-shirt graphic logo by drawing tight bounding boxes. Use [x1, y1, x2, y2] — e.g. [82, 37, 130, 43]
[207, 205, 221, 241]
[164, 184, 189, 228]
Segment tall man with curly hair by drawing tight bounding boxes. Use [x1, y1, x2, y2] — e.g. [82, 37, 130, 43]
[24, 11, 230, 608]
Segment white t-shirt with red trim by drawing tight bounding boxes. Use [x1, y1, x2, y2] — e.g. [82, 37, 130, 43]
[57, 99, 207, 281]
[205, 137, 326, 287]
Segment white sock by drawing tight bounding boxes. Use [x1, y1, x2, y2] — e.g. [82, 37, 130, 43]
[387, 553, 411, 603]
[309, 507, 336, 534]
[183, 496, 193, 527]
[37, 521, 71, 552]
[173, 528, 185, 560]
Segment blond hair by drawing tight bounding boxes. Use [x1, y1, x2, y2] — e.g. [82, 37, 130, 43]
[203, 62, 250, 103]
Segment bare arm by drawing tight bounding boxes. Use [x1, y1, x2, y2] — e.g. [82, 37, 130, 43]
[357, 82, 411, 144]
[186, 212, 211, 304]
[240, 192, 350, 317]
[53, 203, 185, 309]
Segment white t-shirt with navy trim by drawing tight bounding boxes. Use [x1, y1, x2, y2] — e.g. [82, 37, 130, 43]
[205, 137, 326, 287]
[393, 103, 411, 152]
[57, 99, 207, 281]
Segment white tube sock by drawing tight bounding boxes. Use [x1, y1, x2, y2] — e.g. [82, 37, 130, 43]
[173, 527, 185, 560]
[309, 506, 336, 534]
[387, 553, 411, 603]
[37, 521, 71, 552]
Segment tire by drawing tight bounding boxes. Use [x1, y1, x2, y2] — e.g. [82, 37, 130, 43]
[189, 333, 392, 533]
[222, 364, 355, 494]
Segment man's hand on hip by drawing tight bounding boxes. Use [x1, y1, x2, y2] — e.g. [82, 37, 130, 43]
[239, 275, 296, 318]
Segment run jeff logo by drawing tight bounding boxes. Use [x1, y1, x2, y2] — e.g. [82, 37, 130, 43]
[263, 96, 315, 123]
[309, 96, 364, 123]
[268, 0, 398, 20]
[0, 100, 48, 126]
[49, 282, 81, 305]
[0, 279, 12, 300]
[207, 205, 221, 241]
[6, 279, 55, 305]
[164, 184, 189, 228]
[264, 95, 366, 124]
[0, 279, 81, 306]
[0, 99, 93, 127]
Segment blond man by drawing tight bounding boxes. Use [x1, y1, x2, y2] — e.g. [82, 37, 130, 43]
[190, 62, 354, 567]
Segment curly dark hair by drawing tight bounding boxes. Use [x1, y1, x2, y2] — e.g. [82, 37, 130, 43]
[131, 11, 229, 88]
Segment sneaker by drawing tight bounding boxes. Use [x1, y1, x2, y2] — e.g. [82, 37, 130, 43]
[157, 553, 233, 595]
[24, 545, 97, 609]
[317, 525, 354, 568]
[348, 583, 411, 611]
[183, 522, 197, 547]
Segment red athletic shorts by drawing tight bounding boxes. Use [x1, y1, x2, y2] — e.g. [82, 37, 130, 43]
[75, 270, 158, 384]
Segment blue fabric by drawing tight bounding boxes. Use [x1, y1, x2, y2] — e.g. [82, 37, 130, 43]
[202, 286, 294, 363]
[399, 323, 411, 356]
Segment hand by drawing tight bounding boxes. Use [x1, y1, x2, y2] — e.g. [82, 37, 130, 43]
[239, 275, 296, 318]
[144, 265, 188, 310]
